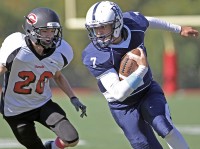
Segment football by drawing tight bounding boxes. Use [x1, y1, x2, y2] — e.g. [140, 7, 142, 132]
[119, 48, 141, 80]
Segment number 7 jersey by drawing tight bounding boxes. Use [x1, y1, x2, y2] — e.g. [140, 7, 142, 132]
[0, 32, 73, 116]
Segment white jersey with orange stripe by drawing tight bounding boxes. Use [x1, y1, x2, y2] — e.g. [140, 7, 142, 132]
[0, 32, 73, 116]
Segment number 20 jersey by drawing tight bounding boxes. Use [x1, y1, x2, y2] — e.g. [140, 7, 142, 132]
[0, 32, 73, 116]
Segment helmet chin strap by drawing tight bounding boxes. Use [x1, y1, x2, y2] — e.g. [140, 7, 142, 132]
[97, 39, 111, 48]
[40, 40, 53, 49]
[34, 41, 55, 56]
[96, 33, 122, 48]
[35, 34, 56, 49]
[95, 27, 115, 48]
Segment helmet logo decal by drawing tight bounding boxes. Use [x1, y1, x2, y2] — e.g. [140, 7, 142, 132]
[27, 13, 37, 25]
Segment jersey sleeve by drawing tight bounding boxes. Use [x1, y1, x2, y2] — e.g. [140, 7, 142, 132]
[56, 40, 74, 69]
[145, 16, 181, 33]
[123, 11, 149, 31]
[82, 45, 113, 78]
[0, 32, 25, 65]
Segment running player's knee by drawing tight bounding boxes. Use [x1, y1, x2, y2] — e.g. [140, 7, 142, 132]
[152, 115, 173, 138]
[55, 118, 79, 146]
[46, 112, 79, 144]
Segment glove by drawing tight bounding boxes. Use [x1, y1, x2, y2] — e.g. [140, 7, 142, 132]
[70, 97, 87, 118]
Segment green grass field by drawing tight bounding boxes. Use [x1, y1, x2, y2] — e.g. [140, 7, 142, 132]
[0, 90, 200, 149]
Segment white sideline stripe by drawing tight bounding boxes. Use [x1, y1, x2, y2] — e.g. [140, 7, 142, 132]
[0, 125, 200, 148]
[0, 138, 86, 148]
[117, 125, 200, 135]
[176, 125, 200, 135]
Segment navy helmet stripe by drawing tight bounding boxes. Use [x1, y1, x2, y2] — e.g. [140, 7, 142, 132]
[92, 2, 102, 20]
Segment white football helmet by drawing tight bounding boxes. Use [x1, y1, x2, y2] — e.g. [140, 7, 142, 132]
[85, 1, 123, 48]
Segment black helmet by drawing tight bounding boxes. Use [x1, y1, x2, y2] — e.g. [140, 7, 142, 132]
[24, 7, 62, 49]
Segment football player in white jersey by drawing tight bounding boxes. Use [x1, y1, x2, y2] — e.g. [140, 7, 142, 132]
[0, 7, 87, 149]
[82, 1, 198, 149]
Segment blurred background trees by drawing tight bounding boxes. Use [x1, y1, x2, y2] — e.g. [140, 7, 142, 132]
[0, 0, 200, 90]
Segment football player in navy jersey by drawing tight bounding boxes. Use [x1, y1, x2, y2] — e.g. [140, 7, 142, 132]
[82, 1, 198, 149]
[0, 8, 87, 149]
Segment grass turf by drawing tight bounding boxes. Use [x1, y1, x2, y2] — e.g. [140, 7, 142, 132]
[0, 90, 200, 149]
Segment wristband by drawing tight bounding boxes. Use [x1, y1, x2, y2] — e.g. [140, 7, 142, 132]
[125, 65, 148, 89]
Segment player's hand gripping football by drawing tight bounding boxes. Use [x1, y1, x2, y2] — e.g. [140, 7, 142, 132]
[128, 48, 148, 67]
[70, 97, 87, 118]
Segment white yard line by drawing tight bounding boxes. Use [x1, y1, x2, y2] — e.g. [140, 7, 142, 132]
[176, 125, 200, 135]
[0, 138, 86, 148]
[0, 125, 200, 148]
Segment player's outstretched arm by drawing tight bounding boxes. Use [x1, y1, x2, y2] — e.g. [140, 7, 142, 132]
[145, 16, 199, 37]
[53, 71, 87, 118]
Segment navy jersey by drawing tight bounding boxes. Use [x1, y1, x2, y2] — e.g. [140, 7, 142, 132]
[82, 12, 153, 107]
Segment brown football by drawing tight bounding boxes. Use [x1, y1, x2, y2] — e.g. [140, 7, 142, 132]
[119, 48, 141, 80]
